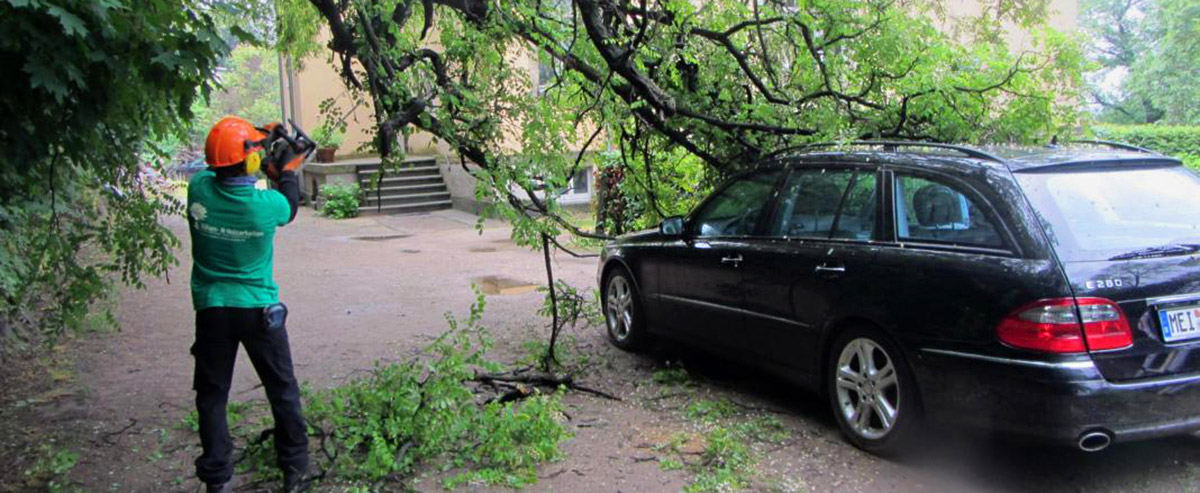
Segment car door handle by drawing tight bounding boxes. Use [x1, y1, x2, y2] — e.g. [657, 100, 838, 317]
[721, 255, 744, 266]
[815, 264, 846, 274]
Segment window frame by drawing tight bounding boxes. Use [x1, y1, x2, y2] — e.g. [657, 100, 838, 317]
[685, 169, 788, 239]
[755, 162, 885, 244]
[884, 167, 1021, 257]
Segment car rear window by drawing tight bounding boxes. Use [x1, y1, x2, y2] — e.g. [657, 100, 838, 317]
[1015, 166, 1200, 262]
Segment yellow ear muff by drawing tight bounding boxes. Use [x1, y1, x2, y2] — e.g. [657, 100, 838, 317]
[245, 152, 262, 175]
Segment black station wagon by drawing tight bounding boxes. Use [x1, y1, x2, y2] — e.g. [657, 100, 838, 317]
[597, 141, 1200, 454]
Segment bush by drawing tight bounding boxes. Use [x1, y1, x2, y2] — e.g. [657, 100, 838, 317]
[318, 183, 360, 219]
[1093, 124, 1200, 170]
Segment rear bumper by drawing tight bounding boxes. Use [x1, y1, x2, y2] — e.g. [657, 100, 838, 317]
[912, 348, 1200, 446]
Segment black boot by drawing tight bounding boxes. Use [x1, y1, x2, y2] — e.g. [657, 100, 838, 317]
[283, 465, 315, 493]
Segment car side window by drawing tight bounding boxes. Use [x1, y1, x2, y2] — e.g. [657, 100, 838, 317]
[894, 175, 1004, 248]
[693, 171, 782, 237]
[766, 168, 877, 240]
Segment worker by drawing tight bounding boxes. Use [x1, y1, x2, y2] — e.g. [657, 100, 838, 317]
[187, 116, 311, 493]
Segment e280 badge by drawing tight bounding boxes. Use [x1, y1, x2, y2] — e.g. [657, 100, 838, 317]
[1085, 278, 1124, 290]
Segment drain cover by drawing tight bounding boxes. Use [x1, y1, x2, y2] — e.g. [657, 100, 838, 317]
[468, 246, 497, 253]
[349, 233, 411, 241]
[473, 276, 538, 295]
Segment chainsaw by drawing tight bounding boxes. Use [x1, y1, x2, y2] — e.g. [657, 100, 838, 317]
[254, 119, 317, 180]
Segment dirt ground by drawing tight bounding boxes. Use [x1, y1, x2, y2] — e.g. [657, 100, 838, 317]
[3, 208, 1200, 493]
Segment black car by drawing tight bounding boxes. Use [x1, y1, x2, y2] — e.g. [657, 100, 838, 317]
[597, 141, 1200, 454]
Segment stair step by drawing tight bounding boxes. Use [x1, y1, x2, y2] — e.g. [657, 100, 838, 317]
[362, 191, 452, 204]
[341, 158, 451, 215]
[358, 199, 452, 215]
[359, 175, 444, 187]
[360, 183, 448, 194]
[354, 159, 437, 173]
[357, 165, 440, 178]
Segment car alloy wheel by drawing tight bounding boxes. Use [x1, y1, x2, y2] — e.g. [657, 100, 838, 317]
[606, 274, 634, 342]
[835, 337, 901, 441]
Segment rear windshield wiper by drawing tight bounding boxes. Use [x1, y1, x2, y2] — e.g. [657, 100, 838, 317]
[1109, 243, 1200, 261]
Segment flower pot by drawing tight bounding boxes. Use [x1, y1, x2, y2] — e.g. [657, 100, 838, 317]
[316, 147, 338, 163]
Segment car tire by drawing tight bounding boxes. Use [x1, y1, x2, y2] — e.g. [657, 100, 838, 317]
[603, 267, 651, 351]
[826, 326, 922, 455]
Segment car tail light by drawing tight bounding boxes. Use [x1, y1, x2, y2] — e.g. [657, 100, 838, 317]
[996, 297, 1132, 353]
[1076, 298, 1134, 351]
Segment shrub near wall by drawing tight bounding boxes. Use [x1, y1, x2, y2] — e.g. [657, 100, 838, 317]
[318, 183, 361, 219]
[1094, 124, 1200, 170]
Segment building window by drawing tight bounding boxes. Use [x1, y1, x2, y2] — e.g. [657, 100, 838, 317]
[538, 57, 561, 95]
[566, 167, 590, 195]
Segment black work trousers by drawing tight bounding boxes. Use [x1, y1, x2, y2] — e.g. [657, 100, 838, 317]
[192, 307, 309, 484]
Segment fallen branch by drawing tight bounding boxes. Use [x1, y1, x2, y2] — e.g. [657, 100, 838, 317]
[98, 418, 138, 446]
[474, 371, 622, 401]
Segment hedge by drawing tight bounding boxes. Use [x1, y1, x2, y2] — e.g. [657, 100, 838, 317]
[1093, 124, 1200, 170]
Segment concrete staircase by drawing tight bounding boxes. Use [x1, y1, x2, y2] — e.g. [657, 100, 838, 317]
[356, 157, 453, 215]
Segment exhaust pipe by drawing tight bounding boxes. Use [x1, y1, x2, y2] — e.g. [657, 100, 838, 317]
[1078, 430, 1113, 452]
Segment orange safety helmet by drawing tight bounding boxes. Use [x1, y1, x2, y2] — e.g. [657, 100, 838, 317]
[204, 116, 267, 169]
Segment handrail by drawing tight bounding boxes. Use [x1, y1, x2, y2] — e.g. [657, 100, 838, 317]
[768, 140, 1007, 163]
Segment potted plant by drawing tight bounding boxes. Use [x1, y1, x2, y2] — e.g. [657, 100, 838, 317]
[312, 124, 344, 163]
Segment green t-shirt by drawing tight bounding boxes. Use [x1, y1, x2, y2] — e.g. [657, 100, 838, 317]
[187, 170, 291, 311]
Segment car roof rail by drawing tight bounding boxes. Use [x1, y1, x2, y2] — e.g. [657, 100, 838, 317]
[1059, 139, 1158, 154]
[769, 140, 1007, 164]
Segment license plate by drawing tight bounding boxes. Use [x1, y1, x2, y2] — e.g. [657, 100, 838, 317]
[1159, 304, 1200, 343]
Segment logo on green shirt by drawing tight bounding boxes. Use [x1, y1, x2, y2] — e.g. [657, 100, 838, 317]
[190, 202, 208, 222]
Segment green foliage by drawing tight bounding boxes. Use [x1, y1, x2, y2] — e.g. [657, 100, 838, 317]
[293, 294, 570, 488]
[516, 334, 591, 373]
[189, 44, 283, 143]
[1082, 0, 1200, 124]
[685, 399, 739, 423]
[537, 281, 602, 329]
[687, 427, 754, 493]
[593, 150, 701, 234]
[318, 183, 360, 219]
[658, 457, 685, 471]
[1093, 124, 1200, 169]
[312, 124, 346, 149]
[274, 0, 324, 66]
[21, 444, 79, 493]
[184, 295, 571, 489]
[285, 0, 1085, 254]
[595, 149, 710, 234]
[733, 416, 792, 445]
[0, 0, 228, 347]
[652, 367, 692, 386]
[669, 397, 793, 491]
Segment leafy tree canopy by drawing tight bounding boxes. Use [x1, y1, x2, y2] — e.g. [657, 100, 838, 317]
[281, 0, 1083, 242]
[191, 45, 283, 143]
[0, 0, 231, 345]
[1081, 0, 1200, 124]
